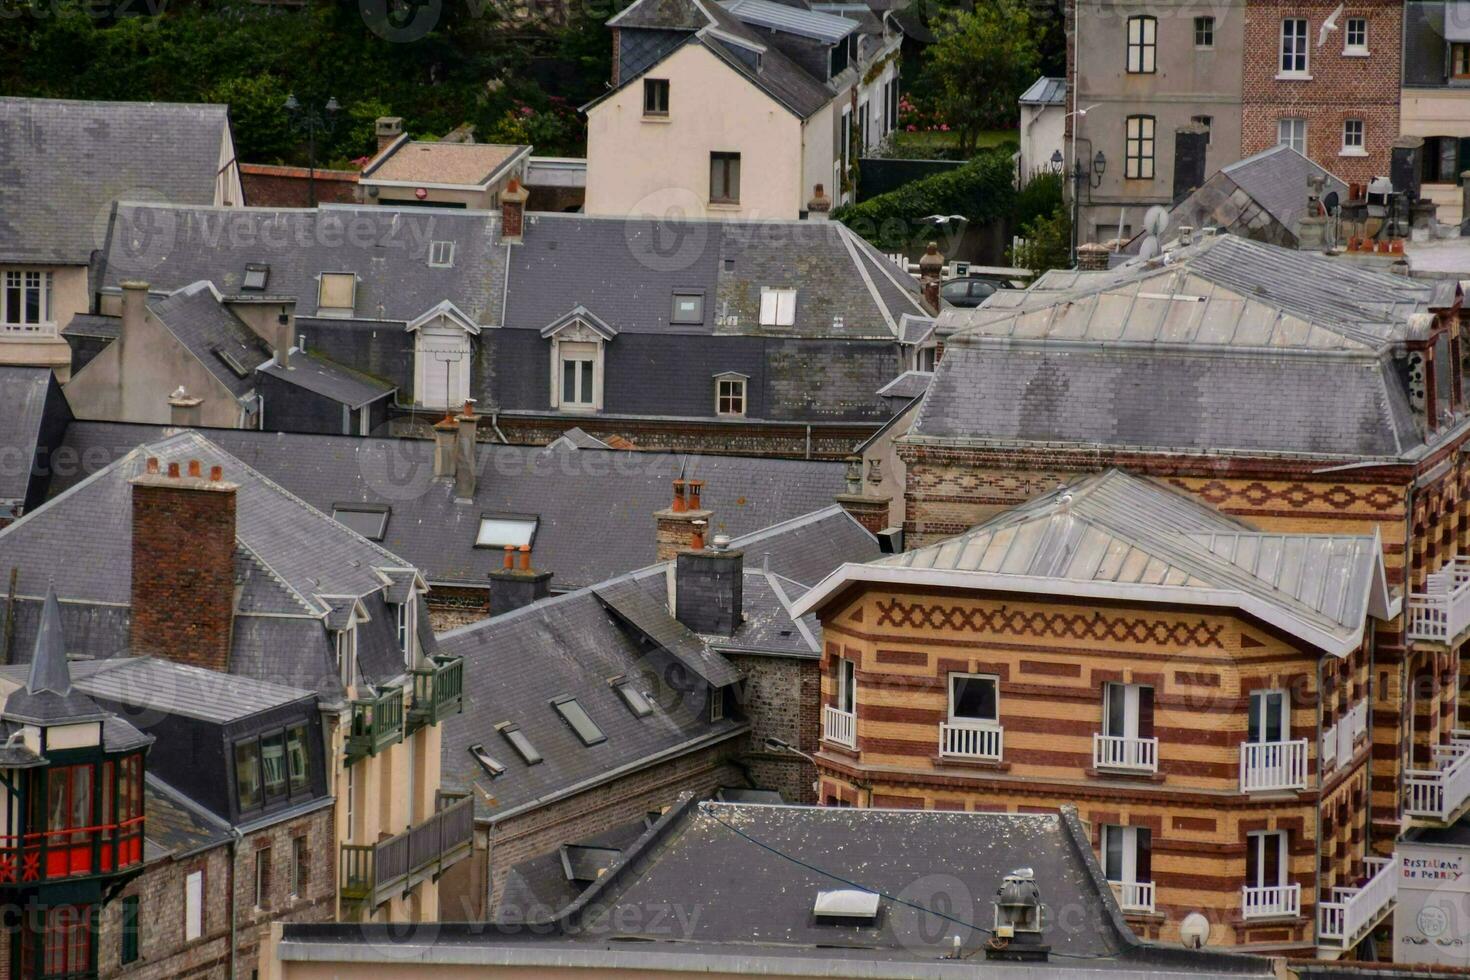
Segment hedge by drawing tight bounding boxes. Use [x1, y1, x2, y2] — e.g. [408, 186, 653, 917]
[832, 147, 1019, 251]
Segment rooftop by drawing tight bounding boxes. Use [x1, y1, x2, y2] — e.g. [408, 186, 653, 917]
[362, 140, 530, 188]
[1018, 75, 1066, 106]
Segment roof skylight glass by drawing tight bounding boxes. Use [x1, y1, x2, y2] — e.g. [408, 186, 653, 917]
[332, 505, 390, 541]
[552, 697, 606, 745]
[476, 516, 538, 549]
[469, 744, 505, 777]
[500, 725, 543, 765]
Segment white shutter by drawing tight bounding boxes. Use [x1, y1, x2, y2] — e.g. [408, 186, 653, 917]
[777, 289, 797, 326]
[760, 289, 778, 325]
[186, 871, 204, 939]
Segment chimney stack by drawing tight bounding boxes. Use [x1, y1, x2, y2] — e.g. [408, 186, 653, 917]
[433, 412, 458, 481]
[375, 116, 404, 155]
[120, 279, 148, 335]
[488, 544, 553, 617]
[455, 399, 478, 501]
[918, 242, 944, 315]
[1076, 243, 1110, 271]
[274, 303, 296, 370]
[807, 184, 831, 221]
[129, 456, 238, 672]
[655, 479, 713, 561]
[168, 386, 203, 428]
[501, 178, 529, 243]
[675, 537, 743, 636]
[1171, 124, 1209, 204]
[834, 455, 892, 534]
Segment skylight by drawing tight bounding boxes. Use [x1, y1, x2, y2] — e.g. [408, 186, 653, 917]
[814, 889, 880, 923]
[476, 515, 538, 549]
[469, 744, 505, 777]
[213, 347, 251, 379]
[552, 697, 606, 745]
[499, 724, 543, 765]
[614, 681, 654, 718]
[332, 505, 390, 541]
[429, 241, 455, 268]
[242, 263, 270, 291]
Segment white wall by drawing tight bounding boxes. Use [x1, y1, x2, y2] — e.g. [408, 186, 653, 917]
[1019, 104, 1065, 184]
[1394, 841, 1470, 967]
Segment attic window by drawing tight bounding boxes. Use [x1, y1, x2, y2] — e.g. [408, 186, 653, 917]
[759, 288, 797, 326]
[498, 724, 543, 765]
[552, 696, 606, 745]
[671, 292, 704, 324]
[469, 744, 505, 777]
[214, 347, 251, 379]
[476, 515, 538, 549]
[242, 263, 269, 291]
[332, 504, 390, 541]
[814, 889, 880, 924]
[318, 273, 356, 315]
[429, 241, 455, 268]
[614, 680, 654, 718]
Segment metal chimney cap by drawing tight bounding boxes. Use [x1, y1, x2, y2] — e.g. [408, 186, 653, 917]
[712, 533, 732, 550]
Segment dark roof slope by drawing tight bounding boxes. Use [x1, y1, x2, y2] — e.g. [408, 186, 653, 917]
[0, 97, 229, 265]
[0, 367, 68, 507]
[258, 351, 396, 409]
[148, 283, 272, 399]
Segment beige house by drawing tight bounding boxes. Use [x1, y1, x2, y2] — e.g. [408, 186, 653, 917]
[1402, 1, 1470, 225]
[0, 97, 242, 377]
[585, 0, 904, 219]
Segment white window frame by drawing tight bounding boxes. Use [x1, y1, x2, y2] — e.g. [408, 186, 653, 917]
[1126, 16, 1157, 73]
[396, 599, 415, 665]
[1279, 18, 1309, 77]
[1246, 830, 1288, 889]
[1101, 825, 1151, 885]
[476, 516, 538, 549]
[557, 340, 600, 411]
[1343, 16, 1367, 54]
[428, 241, 455, 268]
[346, 764, 358, 836]
[185, 871, 204, 940]
[1248, 689, 1289, 743]
[1102, 682, 1149, 740]
[837, 658, 856, 714]
[759, 288, 797, 326]
[1341, 118, 1365, 155]
[1125, 115, 1156, 180]
[317, 273, 357, 316]
[336, 625, 358, 689]
[1194, 15, 1214, 48]
[0, 269, 55, 335]
[947, 672, 999, 725]
[916, 346, 937, 372]
[716, 375, 747, 417]
[1277, 117, 1307, 155]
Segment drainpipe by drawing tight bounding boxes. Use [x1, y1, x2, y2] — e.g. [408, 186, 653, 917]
[1313, 655, 1325, 946]
[228, 825, 243, 979]
[805, 425, 812, 460]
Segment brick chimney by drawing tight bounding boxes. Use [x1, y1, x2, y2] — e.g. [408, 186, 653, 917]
[1076, 243, 1110, 271]
[375, 116, 404, 155]
[833, 455, 891, 534]
[675, 537, 743, 637]
[129, 457, 238, 672]
[807, 184, 831, 221]
[655, 479, 713, 561]
[487, 544, 553, 617]
[168, 386, 203, 427]
[454, 399, 478, 501]
[918, 242, 944, 315]
[501, 178, 529, 244]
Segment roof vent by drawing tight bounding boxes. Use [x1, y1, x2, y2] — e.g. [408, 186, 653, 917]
[814, 889, 880, 924]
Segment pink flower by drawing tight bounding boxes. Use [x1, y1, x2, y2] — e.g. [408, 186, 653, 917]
[939, 123, 949, 131]
[519, 105, 535, 117]
[906, 124, 916, 132]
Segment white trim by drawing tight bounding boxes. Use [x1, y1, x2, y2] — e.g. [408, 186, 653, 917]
[406, 300, 482, 335]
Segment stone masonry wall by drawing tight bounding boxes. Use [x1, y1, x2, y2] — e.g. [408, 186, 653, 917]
[725, 653, 820, 805]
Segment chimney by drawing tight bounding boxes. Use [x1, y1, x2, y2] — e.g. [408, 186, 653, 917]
[675, 538, 743, 636]
[433, 412, 459, 480]
[1076, 242, 1110, 271]
[120, 279, 148, 335]
[487, 544, 553, 616]
[1171, 124, 1209, 204]
[918, 242, 944, 315]
[834, 455, 891, 534]
[807, 184, 831, 221]
[129, 456, 238, 672]
[454, 399, 478, 501]
[501, 178, 529, 243]
[655, 479, 713, 561]
[375, 116, 404, 155]
[168, 386, 204, 427]
[274, 303, 296, 370]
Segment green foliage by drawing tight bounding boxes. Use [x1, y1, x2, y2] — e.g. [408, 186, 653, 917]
[919, 0, 1039, 154]
[1008, 206, 1072, 276]
[833, 150, 1017, 251]
[1013, 171, 1064, 229]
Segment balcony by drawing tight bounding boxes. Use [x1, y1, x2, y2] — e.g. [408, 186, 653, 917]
[1319, 855, 1397, 949]
[823, 705, 856, 749]
[0, 322, 58, 340]
[1321, 722, 1338, 772]
[1407, 559, 1470, 644]
[0, 816, 145, 885]
[939, 722, 1003, 762]
[1093, 734, 1158, 773]
[1404, 731, 1470, 822]
[1239, 739, 1308, 793]
[1242, 883, 1301, 919]
[345, 685, 404, 764]
[1109, 880, 1155, 914]
[340, 796, 474, 908]
[409, 655, 464, 730]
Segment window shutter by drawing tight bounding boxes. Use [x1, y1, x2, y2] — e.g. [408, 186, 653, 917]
[760, 289, 777, 325]
[777, 289, 797, 326]
[319, 274, 355, 310]
[1138, 686, 1155, 739]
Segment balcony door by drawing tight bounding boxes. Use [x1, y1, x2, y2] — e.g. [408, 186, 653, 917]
[1248, 690, 1287, 743]
[1245, 830, 1287, 890]
[838, 659, 856, 714]
[1103, 683, 1154, 740]
[1101, 825, 1152, 887]
[948, 674, 999, 726]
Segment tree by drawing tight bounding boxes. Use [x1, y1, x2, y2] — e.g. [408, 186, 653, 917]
[1008, 206, 1072, 276]
[920, 0, 1040, 155]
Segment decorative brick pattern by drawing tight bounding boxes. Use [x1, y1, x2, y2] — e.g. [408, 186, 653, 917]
[874, 598, 1226, 648]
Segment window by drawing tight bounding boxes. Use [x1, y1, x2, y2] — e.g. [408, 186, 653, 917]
[759, 287, 797, 326]
[213, 347, 251, 379]
[1277, 117, 1307, 155]
[120, 895, 140, 965]
[235, 741, 262, 810]
[1102, 683, 1154, 740]
[1, 270, 54, 331]
[948, 673, 999, 724]
[1343, 118, 1365, 153]
[917, 346, 937, 372]
[24, 905, 92, 978]
[1280, 18, 1308, 75]
[840, 107, 851, 175]
[499, 724, 543, 765]
[1455, 43, 1470, 78]
[643, 79, 670, 116]
[185, 871, 204, 940]
[396, 600, 414, 663]
[242, 263, 269, 291]
[255, 846, 273, 909]
[345, 765, 357, 835]
[1192, 115, 1213, 144]
[292, 836, 309, 898]
[317, 273, 356, 314]
[709, 686, 726, 722]
[558, 342, 597, 410]
[1344, 16, 1367, 52]
[1194, 15, 1214, 47]
[1126, 16, 1156, 73]
[1246, 830, 1287, 889]
[470, 744, 506, 777]
[261, 732, 287, 800]
[830, 37, 849, 77]
[1249, 690, 1288, 742]
[475, 515, 538, 549]
[335, 625, 357, 688]
[858, 101, 869, 150]
[710, 152, 741, 204]
[672, 292, 704, 324]
[1101, 825, 1152, 886]
[1125, 115, 1156, 179]
[615, 680, 654, 717]
[716, 376, 746, 416]
[285, 725, 310, 794]
[553, 697, 606, 745]
[428, 241, 455, 268]
[837, 658, 856, 714]
[332, 505, 389, 541]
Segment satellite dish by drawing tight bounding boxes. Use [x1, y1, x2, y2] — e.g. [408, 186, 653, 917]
[1323, 190, 1340, 213]
[1137, 238, 1161, 261]
[1144, 205, 1170, 237]
[1179, 912, 1211, 950]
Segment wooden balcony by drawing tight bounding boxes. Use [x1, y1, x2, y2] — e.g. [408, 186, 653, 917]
[409, 655, 464, 730]
[1242, 883, 1300, 919]
[1404, 731, 1470, 823]
[0, 815, 145, 885]
[1407, 559, 1470, 644]
[340, 796, 475, 907]
[345, 685, 404, 765]
[1109, 880, 1155, 914]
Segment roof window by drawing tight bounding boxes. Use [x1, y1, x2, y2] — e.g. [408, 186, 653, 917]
[552, 696, 606, 745]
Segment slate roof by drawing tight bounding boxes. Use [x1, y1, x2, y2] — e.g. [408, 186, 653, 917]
[719, 0, 857, 41]
[0, 97, 229, 265]
[68, 657, 317, 725]
[60, 313, 121, 340]
[594, 578, 743, 685]
[3, 586, 114, 727]
[498, 815, 658, 921]
[258, 351, 396, 409]
[1019, 75, 1067, 106]
[144, 775, 233, 860]
[1219, 146, 1350, 235]
[362, 141, 529, 187]
[0, 367, 64, 506]
[799, 470, 1389, 656]
[148, 282, 272, 399]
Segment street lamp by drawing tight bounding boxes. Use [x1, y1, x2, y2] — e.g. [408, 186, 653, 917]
[284, 94, 341, 207]
[1068, 150, 1106, 265]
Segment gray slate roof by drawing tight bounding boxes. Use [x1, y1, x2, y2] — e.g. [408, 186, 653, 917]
[1019, 75, 1066, 106]
[0, 367, 64, 506]
[3, 586, 114, 727]
[258, 351, 396, 409]
[1219, 146, 1351, 236]
[69, 657, 317, 725]
[0, 97, 230, 264]
[149, 282, 272, 399]
[720, 0, 857, 41]
[144, 775, 233, 860]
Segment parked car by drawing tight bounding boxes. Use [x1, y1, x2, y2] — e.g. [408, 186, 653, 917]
[940, 274, 1015, 308]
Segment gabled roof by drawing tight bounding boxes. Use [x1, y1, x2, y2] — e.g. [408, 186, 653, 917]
[148, 282, 272, 399]
[0, 97, 230, 265]
[720, 0, 857, 42]
[796, 471, 1390, 656]
[1019, 75, 1066, 106]
[540, 305, 619, 340]
[257, 351, 396, 410]
[0, 367, 68, 508]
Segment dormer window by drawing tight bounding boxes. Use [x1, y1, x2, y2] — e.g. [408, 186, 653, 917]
[317, 273, 356, 316]
[335, 624, 358, 688]
[830, 36, 850, 76]
[242, 263, 270, 291]
[428, 241, 455, 268]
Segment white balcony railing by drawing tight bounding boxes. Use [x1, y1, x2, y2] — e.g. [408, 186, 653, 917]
[0, 322, 58, 339]
[1349, 700, 1368, 744]
[1109, 880, 1155, 914]
[1407, 559, 1470, 643]
[1404, 731, 1470, 821]
[1318, 855, 1397, 948]
[939, 722, 1003, 762]
[822, 705, 856, 749]
[1337, 715, 1354, 764]
[1321, 723, 1338, 773]
[1242, 883, 1301, 919]
[1093, 734, 1159, 773]
[1239, 740, 1309, 793]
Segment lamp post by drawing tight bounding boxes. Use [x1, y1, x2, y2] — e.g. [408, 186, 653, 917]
[284, 94, 341, 207]
[1052, 148, 1106, 265]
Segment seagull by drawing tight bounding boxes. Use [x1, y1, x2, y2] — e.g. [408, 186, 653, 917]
[1318, 4, 1342, 47]
[923, 214, 968, 226]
